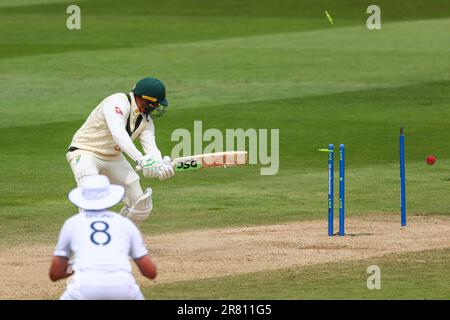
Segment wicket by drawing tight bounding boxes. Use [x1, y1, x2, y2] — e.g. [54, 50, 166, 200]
[327, 144, 334, 236]
[319, 144, 345, 236]
[400, 127, 406, 226]
[339, 144, 345, 236]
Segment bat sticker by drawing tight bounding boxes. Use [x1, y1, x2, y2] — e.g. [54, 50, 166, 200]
[175, 160, 202, 171]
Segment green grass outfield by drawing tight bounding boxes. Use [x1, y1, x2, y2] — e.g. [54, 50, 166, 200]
[144, 249, 450, 299]
[0, 0, 449, 299]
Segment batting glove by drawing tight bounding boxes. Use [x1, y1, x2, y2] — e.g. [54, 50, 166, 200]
[137, 154, 160, 179]
[158, 156, 175, 180]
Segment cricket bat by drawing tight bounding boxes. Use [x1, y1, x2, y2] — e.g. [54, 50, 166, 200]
[136, 151, 248, 172]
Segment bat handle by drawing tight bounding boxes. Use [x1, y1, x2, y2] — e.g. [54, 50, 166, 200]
[135, 162, 175, 172]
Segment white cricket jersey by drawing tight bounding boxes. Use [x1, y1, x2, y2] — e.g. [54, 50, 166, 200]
[54, 210, 148, 274]
[69, 92, 162, 162]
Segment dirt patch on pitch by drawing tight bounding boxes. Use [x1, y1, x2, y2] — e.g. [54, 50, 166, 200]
[143, 214, 450, 285]
[1, 214, 449, 299]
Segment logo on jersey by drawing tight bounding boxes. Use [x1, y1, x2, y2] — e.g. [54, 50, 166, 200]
[75, 155, 81, 163]
[115, 106, 123, 115]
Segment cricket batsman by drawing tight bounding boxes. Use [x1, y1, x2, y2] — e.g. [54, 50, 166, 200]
[66, 77, 175, 223]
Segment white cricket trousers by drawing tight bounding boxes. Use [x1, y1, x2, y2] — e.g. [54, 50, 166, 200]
[60, 272, 144, 300]
[66, 149, 144, 206]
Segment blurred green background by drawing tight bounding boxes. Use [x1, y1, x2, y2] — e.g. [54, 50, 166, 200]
[0, 0, 448, 299]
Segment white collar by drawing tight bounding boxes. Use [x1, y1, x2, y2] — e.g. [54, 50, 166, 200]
[129, 92, 141, 116]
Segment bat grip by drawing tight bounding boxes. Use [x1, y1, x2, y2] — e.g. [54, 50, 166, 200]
[135, 162, 175, 172]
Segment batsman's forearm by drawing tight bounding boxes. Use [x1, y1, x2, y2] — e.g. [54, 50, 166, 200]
[110, 127, 143, 161]
[104, 105, 143, 161]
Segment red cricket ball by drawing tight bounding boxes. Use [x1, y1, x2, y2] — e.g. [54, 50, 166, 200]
[426, 155, 436, 165]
